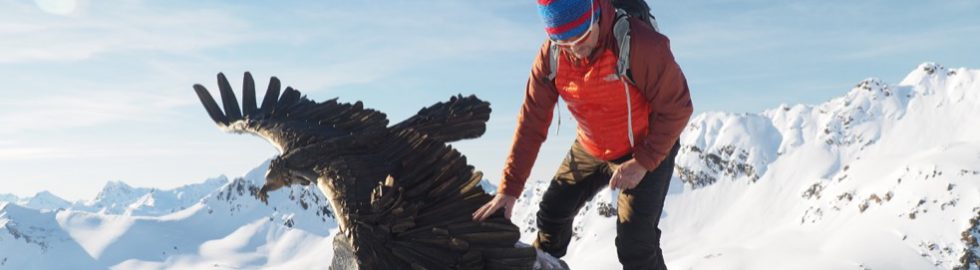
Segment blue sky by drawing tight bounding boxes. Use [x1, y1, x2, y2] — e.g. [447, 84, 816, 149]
[2, 0, 978, 201]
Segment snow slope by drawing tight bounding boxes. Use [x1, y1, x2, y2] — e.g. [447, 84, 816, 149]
[2, 63, 977, 269]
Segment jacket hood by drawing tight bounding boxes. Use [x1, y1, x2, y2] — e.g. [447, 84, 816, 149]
[594, 0, 617, 53]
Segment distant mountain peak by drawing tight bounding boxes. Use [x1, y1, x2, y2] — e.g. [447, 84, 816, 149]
[96, 180, 137, 196]
[31, 191, 62, 199]
[0, 193, 22, 203]
[24, 191, 70, 211]
[899, 62, 955, 95]
[107, 180, 135, 189]
[916, 62, 946, 76]
[847, 77, 891, 99]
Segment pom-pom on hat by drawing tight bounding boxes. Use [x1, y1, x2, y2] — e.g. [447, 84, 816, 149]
[537, 0, 601, 41]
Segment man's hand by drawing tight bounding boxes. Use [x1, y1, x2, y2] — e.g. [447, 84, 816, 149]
[609, 159, 647, 190]
[472, 193, 518, 221]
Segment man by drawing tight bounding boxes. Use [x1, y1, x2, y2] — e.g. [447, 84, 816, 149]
[472, 0, 692, 269]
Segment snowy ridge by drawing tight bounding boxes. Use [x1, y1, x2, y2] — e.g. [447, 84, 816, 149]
[72, 176, 230, 216]
[0, 194, 22, 206]
[676, 63, 979, 191]
[0, 191, 73, 211]
[0, 160, 338, 269]
[2, 177, 230, 216]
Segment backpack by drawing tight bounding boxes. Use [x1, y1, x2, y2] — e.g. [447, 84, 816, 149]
[544, 0, 659, 148]
[611, 0, 658, 30]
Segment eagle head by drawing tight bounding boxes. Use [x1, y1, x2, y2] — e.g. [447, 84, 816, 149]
[257, 156, 316, 204]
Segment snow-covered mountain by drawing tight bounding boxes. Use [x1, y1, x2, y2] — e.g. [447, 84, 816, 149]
[0, 191, 72, 211]
[0, 161, 337, 269]
[70, 177, 230, 216]
[2, 177, 229, 215]
[1, 63, 977, 269]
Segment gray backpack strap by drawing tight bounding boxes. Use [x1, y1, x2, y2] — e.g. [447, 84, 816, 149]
[545, 43, 563, 133]
[612, 8, 633, 84]
[546, 43, 561, 81]
[613, 8, 638, 147]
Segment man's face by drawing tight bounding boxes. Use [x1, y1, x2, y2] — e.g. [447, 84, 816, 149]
[555, 20, 600, 60]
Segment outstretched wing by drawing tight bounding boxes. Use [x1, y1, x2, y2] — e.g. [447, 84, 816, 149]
[349, 96, 535, 269]
[192, 72, 390, 153]
[389, 94, 491, 144]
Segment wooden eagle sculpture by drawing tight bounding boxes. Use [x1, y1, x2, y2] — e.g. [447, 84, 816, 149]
[193, 72, 538, 269]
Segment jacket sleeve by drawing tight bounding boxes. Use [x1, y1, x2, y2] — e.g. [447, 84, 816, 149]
[629, 29, 694, 171]
[498, 42, 560, 198]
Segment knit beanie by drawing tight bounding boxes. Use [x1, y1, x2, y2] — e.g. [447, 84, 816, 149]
[537, 0, 601, 41]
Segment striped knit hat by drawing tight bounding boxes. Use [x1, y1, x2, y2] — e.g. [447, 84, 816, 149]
[537, 0, 601, 41]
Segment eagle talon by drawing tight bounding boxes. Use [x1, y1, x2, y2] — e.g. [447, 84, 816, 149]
[257, 187, 271, 204]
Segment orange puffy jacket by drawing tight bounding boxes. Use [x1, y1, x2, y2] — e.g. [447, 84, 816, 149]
[498, 0, 693, 198]
[555, 48, 650, 162]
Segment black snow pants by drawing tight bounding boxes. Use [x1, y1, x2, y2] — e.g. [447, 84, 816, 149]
[533, 140, 680, 270]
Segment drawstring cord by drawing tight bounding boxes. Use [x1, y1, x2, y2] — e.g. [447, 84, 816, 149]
[556, 100, 562, 135]
[555, 55, 562, 135]
[622, 77, 635, 148]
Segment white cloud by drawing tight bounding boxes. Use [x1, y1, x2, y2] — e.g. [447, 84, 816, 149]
[203, 1, 541, 94]
[0, 143, 186, 160]
[0, 1, 540, 137]
[0, 146, 77, 160]
[836, 24, 980, 60]
[0, 1, 251, 63]
[33, 0, 79, 16]
[0, 89, 192, 133]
